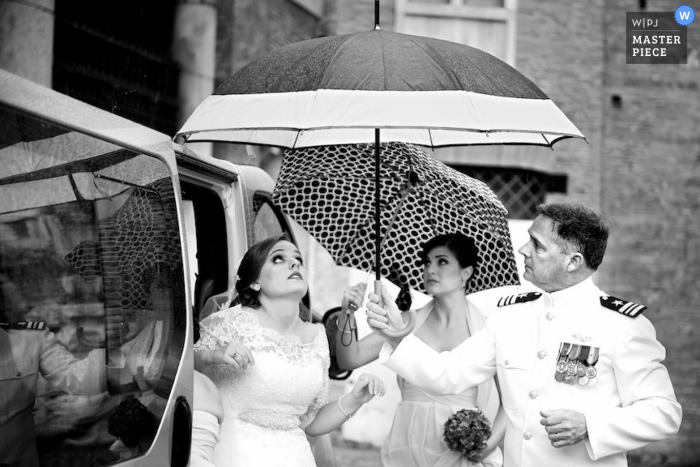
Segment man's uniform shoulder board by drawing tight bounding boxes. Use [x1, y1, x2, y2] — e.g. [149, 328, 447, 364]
[0, 321, 47, 330]
[497, 292, 543, 307]
[600, 296, 647, 318]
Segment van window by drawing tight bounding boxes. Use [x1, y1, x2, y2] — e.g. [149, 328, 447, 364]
[252, 192, 287, 243]
[0, 107, 186, 465]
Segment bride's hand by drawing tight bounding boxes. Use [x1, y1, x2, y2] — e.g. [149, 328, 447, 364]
[349, 373, 386, 404]
[342, 282, 367, 312]
[207, 340, 255, 370]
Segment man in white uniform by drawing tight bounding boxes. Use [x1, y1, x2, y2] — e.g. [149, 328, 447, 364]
[367, 202, 681, 467]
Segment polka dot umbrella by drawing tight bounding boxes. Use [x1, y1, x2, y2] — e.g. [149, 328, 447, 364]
[271, 142, 520, 311]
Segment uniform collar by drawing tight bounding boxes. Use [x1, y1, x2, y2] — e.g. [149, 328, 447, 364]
[542, 277, 598, 308]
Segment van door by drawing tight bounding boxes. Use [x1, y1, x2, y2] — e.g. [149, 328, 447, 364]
[1, 71, 191, 467]
[174, 147, 304, 323]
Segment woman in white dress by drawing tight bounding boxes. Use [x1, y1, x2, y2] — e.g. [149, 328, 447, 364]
[193, 235, 385, 467]
[336, 233, 506, 467]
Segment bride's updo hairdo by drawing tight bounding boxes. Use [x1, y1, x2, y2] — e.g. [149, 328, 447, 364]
[234, 234, 288, 308]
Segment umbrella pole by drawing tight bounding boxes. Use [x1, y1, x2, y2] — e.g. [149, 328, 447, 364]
[374, 0, 380, 30]
[375, 128, 381, 284]
[373, 129, 415, 338]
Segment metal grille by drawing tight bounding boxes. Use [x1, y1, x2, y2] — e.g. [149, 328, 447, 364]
[451, 166, 548, 220]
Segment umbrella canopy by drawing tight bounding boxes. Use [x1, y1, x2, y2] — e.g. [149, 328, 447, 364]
[176, 29, 584, 148]
[271, 142, 520, 310]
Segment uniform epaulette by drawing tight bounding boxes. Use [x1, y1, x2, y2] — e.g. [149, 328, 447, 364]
[600, 296, 646, 318]
[0, 321, 47, 330]
[497, 292, 542, 307]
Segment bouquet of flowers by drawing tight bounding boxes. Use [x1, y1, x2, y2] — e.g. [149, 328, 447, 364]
[443, 408, 492, 458]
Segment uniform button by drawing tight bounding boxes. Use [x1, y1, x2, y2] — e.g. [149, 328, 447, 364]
[523, 431, 532, 440]
[546, 312, 555, 321]
[16, 372, 21, 377]
[529, 390, 538, 399]
[537, 350, 547, 359]
[504, 359, 509, 366]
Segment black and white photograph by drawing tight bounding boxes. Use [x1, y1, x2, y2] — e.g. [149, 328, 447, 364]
[0, 1, 697, 466]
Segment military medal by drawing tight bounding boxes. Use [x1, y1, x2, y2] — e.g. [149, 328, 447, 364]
[554, 341, 601, 386]
[587, 346, 598, 364]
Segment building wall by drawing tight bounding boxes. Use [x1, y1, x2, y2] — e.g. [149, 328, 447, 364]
[213, 0, 320, 163]
[322, 0, 395, 35]
[516, 0, 606, 211]
[216, 0, 319, 82]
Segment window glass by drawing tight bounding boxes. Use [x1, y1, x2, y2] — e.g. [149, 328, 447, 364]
[0, 107, 185, 466]
[451, 165, 550, 219]
[252, 193, 286, 243]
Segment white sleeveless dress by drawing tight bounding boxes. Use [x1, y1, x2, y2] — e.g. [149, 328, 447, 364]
[194, 306, 329, 467]
[380, 304, 503, 467]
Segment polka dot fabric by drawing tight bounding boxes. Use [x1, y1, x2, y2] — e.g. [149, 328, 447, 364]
[272, 142, 520, 300]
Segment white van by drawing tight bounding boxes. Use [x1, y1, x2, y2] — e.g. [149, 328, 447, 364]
[0, 68, 297, 466]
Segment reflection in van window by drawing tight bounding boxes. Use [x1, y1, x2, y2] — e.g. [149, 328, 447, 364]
[0, 108, 185, 466]
[253, 193, 285, 244]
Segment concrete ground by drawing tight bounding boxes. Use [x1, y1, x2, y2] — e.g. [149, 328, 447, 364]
[333, 442, 382, 467]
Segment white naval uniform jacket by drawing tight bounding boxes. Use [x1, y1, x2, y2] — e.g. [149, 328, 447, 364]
[379, 278, 682, 467]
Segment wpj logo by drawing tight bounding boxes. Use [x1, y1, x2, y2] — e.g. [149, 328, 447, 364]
[626, 7, 691, 64]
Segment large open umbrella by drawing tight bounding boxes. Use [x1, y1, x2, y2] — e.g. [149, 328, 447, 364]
[176, 9, 584, 335]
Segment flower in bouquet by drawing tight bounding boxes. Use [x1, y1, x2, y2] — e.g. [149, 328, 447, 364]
[443, 408, 492, 458]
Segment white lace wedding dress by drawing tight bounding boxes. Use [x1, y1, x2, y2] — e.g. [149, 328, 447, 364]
[194, 305, 329, 467]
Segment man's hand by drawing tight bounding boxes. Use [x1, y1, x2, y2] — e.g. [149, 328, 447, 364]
[540, 409, 588, 447]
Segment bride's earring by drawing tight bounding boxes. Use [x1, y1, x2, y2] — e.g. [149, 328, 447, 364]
[251, 282, 260, 291]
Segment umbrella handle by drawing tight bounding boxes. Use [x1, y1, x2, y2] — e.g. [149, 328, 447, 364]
[372, 279, 416, 339]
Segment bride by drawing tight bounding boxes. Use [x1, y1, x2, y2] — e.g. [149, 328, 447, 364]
[193, 234, 385, 467]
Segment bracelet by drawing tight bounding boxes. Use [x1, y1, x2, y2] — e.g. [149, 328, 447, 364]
[338, 393, 355, 419]
[335, 317, 356, 333]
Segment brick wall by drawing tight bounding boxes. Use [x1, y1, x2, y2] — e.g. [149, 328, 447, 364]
[516, 0, 606, 210]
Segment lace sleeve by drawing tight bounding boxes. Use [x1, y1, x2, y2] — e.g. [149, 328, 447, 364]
[194, 311, 230, 352]
[300, 326, 330, 429]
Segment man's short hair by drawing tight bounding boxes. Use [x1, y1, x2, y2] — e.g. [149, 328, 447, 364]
[536, 203, 609, 270]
